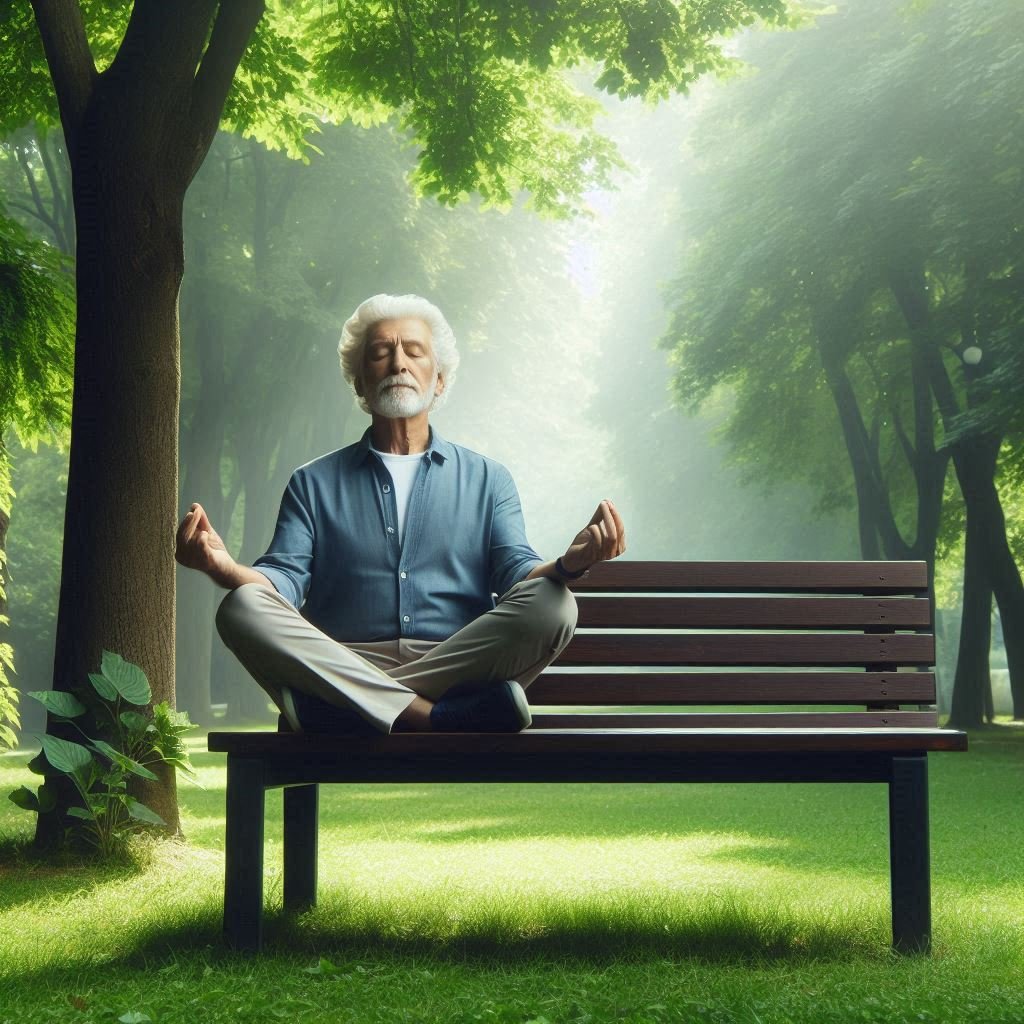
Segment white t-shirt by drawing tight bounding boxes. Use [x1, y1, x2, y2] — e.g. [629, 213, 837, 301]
[370, 446, 423, 545]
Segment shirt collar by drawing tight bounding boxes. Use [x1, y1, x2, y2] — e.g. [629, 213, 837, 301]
[354, 423, 452, 466]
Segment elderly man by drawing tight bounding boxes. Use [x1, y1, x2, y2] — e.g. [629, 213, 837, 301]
[175, 293, 626, 734]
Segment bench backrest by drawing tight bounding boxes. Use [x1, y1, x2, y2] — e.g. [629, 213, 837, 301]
[529, 560, 936, 729]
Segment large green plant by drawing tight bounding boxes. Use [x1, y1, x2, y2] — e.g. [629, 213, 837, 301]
[9, 650, 195, 858]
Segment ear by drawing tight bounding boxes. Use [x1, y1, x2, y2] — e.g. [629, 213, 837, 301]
[435, 372, 445, 396]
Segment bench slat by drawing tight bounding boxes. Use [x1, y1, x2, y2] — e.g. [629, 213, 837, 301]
[207, 727, 966, 757]
[528, 671, 935, 704]
[530, 711, 938, 728]
[575, 596, 931, 628]
[559, 633, 935, 666]
[569, 561, 928, 593]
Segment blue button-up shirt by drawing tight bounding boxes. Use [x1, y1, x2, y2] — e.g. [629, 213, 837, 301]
[252, 425, 544, 642]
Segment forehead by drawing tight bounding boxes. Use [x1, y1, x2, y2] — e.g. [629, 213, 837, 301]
[367, 317, 432, 344]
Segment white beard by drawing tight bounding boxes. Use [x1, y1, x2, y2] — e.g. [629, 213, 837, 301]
[369, 368, 438, 418]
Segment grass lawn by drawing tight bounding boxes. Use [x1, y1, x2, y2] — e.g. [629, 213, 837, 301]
[1, 725, 1021, 1024]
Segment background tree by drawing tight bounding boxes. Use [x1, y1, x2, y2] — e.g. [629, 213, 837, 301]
[0, 209, 74, 750]
[657, 0, 1024, 726]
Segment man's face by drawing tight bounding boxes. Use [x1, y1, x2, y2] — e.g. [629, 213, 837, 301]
[358, 317, 443, 419]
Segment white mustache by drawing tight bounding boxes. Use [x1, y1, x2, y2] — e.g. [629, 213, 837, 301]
[378, 376, 419, 394]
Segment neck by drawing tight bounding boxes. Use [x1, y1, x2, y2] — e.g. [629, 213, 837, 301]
[369, 413, 432, 454]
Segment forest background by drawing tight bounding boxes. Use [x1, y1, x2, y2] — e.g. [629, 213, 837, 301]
[1, 0, 1021, 752]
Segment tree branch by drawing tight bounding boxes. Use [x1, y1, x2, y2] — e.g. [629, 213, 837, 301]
[189, 0, 265, 174]
[35, 129, 73, 253]
[5, 199, 58, 235]
[28, 0, 98, 151]
[14, 144, 58, 237]
[889, 402, 916, 471]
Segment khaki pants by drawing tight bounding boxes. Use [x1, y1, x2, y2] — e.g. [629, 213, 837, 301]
[215, 576, 578, 734]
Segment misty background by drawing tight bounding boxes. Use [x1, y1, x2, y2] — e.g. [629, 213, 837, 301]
[3, 0, 1018, 736]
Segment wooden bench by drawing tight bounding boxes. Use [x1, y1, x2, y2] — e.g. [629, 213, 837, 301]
[207, 560, 967, 954]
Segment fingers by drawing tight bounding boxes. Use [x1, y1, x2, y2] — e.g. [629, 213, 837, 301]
[600, 500, 621, 559]
[587, 500, 626, 563]
[609, 500, 626, 556]
[184, 503, 201, 543]
[181, 503, 209, 546]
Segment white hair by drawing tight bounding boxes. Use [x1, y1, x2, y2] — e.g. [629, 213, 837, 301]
[338, 293, 459, 414]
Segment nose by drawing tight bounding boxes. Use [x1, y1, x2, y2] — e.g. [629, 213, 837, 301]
[389, 344, 409, 373]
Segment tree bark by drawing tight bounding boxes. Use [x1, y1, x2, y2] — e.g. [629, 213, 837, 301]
[948, 497, 993, 729]
[30, 0, 265, 847]
[40, 155, 184, 843]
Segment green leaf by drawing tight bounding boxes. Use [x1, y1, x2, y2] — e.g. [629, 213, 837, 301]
[27, 753, 51, 776]
[88, 672, 117, 701]
[100, 651, 152, 705]
[27, 690, 86, 719]
[119, 711, 150, 733]
[67, 806, 94, 821]
[8, 785, 39, 811]
[40, 734, 94, 774]
[118, 1013, 151, 1024]
[126, 799, 165, 827]
[90, 739, 158, 780]
[304, 957, 340, 975]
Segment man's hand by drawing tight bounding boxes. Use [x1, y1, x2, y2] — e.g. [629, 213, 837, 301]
[561, 499, 626, 574]
[175, 502, 234, 579]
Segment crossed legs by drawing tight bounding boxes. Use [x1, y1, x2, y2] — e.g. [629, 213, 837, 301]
[214, 577, 578, 734]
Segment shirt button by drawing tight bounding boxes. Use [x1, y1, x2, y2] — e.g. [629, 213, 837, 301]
[383, 484, 391, 492]
[403, 615, 410, 623]
[387, 526, 395, 534]
[400, 571, 407, 579]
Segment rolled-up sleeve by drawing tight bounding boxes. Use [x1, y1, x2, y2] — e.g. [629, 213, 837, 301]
[488, 467, 543, 600]
[252, 470, 315, 608]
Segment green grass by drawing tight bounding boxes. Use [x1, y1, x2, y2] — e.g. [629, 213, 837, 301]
[1, 726, 1022, 1023]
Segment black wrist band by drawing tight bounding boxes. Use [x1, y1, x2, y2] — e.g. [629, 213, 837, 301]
[556, 556, 588, 580]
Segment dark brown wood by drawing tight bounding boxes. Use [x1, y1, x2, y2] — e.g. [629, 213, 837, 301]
[262, 751, 902, 786]
[889, 756, 931, 952]
[557, 633, 935, 666]
[575, 596, 931, 629]
[526, 671, 936, 705]
[529, 712, 938, 728]
[208, 727, 967, 758]
[207, 558, 967, 957]
[568, 561, 929, 593]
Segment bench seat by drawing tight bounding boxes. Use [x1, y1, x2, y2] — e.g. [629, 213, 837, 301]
[208, 726, 964, 761]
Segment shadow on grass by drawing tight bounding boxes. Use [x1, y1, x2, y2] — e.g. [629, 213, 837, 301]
[65, 891, 895, 976]
[0, 830, 157, 913]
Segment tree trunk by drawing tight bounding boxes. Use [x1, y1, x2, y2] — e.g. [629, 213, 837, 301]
[948, 501, 993, 729]
[888, 264, 1024, 724]
[176, 233, 227, 728]
[949, 431, 1024, 720]
[29, 0, 265, 846]
[889, 262, 1024, 721]
[228, 457, 278, 722]
[0, 438, 15, 745]
[37, 156, 183, 846]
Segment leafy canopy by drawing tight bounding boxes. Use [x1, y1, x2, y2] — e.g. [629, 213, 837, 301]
[1, 0, 791, 216]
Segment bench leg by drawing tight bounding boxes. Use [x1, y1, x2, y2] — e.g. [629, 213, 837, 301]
[889, 755, 931, 954]
[224, 756, 266, 953]
[284, 784, 319, 912]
